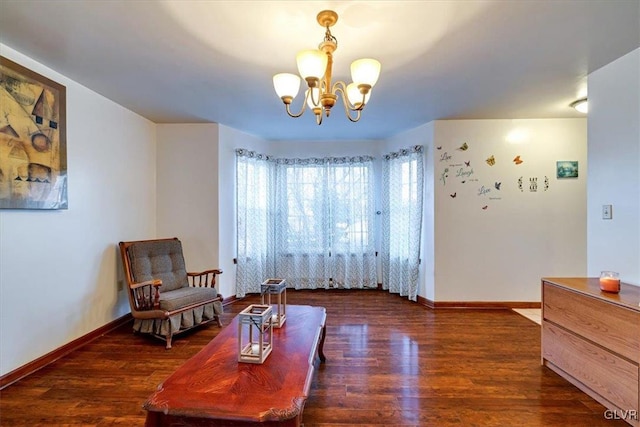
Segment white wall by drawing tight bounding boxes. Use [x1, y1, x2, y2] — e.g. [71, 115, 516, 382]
[384, 122, 436, 301]
[587, 48, 640, 286]
[156, 123, 220, 280]
[432, 119, 587, 302]
[0, 45, 157, 376]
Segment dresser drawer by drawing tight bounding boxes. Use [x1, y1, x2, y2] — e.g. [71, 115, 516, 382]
[543, 283, 640, 363]
[543, 321, 639, 412]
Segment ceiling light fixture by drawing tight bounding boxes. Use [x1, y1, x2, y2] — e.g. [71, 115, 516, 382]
[273, 10, 381, 125]
[570, 98, 588, 113]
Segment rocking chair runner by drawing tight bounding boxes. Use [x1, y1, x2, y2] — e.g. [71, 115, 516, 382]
[119, 238, 223, 349]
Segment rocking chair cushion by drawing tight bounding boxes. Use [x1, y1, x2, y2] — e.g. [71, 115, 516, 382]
[159, 287, 220, 312]
[129, 239, 189, 292]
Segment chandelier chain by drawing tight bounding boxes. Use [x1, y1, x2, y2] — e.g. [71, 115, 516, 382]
[324, 27, 337, 46]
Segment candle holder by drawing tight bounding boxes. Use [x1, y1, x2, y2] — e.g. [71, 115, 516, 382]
[261, 278, 287, 328]
[599, 271, 621, 293]
[238, 304, 273, 364]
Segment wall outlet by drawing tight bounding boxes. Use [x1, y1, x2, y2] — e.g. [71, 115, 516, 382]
[602, 204, 612, 220]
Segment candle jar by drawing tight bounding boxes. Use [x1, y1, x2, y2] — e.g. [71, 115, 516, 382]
[599, 271, 621, 293]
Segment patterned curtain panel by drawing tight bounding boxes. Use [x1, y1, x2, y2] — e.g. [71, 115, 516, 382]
[326, 158, 377, 289]
[273, 156, 377, 289]
[274, 158, 331, 289]
[236, 150, 377, 295]
[235, 149, 275, 297]
[381, 146, 424, 301]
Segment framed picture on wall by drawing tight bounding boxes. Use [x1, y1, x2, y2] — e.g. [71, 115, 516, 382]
[556, 161, 578, 179]
[0, 56, 68, 209]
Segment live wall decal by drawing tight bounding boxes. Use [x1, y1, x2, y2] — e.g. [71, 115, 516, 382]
[0, 56, 68, 209]
[438, 139, 560, 213]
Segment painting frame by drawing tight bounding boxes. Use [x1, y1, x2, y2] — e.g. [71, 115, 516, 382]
[556, 161, 578, 179]
[0, 56, 68, 209]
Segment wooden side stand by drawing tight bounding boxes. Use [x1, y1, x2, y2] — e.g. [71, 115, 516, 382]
[541, 277, 640, 426]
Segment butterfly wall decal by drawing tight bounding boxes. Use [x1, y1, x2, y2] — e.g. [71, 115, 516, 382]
[482, 205, 488, 210]
[513, 155, 523, 165]
[486, 155, 495, 166]
[436, 146, 442, 150]
[457, 142, 469, 151]
[464, 160, 471, 167]
[494, 182, 501, 190]
[450, 193, 457, 198]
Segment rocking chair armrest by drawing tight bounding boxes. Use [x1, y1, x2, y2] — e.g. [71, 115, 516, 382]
[129, 279, 162, 311]
[187, 269, 223, 276]
[130, 279, 162, 290]
[187, 269, 223, 288]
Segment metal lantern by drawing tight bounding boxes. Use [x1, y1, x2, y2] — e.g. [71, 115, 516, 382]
[238, 304, 273, 364]
[261, 278, 287, 328]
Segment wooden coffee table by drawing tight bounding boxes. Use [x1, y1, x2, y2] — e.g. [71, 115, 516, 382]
[143, 304, 327, 427]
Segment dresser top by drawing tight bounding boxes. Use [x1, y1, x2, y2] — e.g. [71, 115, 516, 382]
[543, 277, 640, 312]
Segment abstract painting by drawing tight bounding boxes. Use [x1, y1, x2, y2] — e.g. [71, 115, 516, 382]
[0, 56, 67, 209]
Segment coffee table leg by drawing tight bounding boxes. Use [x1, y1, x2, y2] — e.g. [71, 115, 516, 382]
[318, 324, 327, 363]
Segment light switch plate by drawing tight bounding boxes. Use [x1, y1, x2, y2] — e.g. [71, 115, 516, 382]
[602, 204, 612, 220]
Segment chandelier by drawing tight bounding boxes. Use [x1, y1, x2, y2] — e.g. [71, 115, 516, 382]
[272, 10, 381, 125]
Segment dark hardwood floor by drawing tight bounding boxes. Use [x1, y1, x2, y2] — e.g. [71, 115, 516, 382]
[0, 290, 624, 426]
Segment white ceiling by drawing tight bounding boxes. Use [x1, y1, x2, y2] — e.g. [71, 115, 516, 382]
[1, 1, 639, 141]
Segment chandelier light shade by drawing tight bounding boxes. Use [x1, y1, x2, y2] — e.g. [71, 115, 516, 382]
[351, 58, 381, 87]
[273, 73, 300, 99]
[296, 50, 328, 82]
[273, 73, 301, 100]
[273, 10, 381, 124]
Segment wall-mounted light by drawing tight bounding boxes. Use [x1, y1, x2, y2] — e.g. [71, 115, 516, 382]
[570, 98, 588, 113]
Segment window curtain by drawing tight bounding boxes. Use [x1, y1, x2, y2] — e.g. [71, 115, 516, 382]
[381, 145, 424, 301]
[273, 156, 377, 290]
[235, 149, 275, 297]
[236, 150, 377, 295]
[274, 158, 331, 289]
[326, 158, 377, 289]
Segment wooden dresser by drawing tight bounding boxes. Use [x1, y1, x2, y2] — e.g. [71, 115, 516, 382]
[542, 277, 640, 426]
